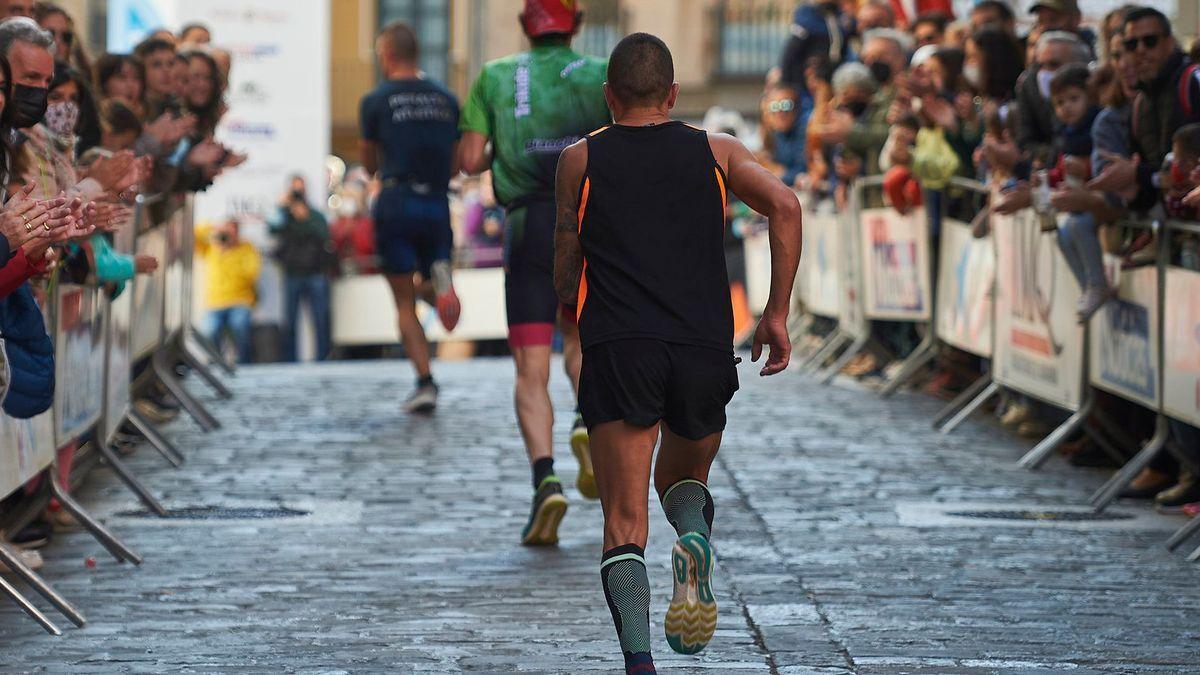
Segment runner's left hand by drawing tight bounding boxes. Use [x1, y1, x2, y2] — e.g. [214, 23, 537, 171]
[751, 314, 791, 377]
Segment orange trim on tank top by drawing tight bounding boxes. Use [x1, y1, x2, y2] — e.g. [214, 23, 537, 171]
[576, 177, 591, 318]
[588, 125, 611, 137]
[714, 167, 727, 217]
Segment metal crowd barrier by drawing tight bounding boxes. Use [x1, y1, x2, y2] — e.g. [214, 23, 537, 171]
[0, 192, 234, 635]
[791, 178, 1200, 560]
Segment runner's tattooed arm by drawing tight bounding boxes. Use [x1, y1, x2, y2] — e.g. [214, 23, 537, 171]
[553, 139, 588, 306]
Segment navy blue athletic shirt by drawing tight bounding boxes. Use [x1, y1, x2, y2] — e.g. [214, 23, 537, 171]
[360, 78, 461, 194]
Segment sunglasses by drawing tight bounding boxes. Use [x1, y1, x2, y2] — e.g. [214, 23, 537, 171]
[767, 99, 795, 113]
[1122, 34, 1163, 52]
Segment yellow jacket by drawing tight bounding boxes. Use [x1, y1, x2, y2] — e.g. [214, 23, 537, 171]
[195, 223, 261, 310]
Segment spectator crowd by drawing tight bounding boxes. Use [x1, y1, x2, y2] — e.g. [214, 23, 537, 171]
[756, 0, 1200, 515]
[0, 2, 244, 570]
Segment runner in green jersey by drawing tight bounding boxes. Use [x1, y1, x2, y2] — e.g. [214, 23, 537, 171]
[459, 0, 610, 546]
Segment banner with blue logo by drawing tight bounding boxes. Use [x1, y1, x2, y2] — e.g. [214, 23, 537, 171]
[1089, 261, 1159, 410]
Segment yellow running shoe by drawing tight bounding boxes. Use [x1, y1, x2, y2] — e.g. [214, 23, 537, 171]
[570, 415, 598, 499]
[665, 532, 717, 654]
[520, 477, 568, 546]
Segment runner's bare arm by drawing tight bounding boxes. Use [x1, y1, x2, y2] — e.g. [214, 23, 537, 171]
[710, 132, 802, 376]
[359, 139, 379, 176]
[459, 131, 492, 176]
[553, 140, 588, 306]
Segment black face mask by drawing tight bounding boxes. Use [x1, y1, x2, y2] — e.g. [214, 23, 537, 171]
[5, 84, 48, 129]
[842, 100, 869, 118]
[868, 61, 892, 85]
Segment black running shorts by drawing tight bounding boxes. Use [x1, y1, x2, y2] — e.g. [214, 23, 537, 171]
[504, 199, 574, 347]
[579, 339, 739, 440]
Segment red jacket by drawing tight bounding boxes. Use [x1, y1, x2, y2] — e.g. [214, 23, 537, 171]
[888, 0, 954, 26]
[0, 250, 49, 299]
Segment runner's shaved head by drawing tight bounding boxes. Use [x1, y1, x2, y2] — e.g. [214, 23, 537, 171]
[606, 32, 673, 106]
[378, 21, 418, 63]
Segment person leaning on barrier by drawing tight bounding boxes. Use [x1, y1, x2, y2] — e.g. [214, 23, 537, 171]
[1089, 7, 1200, 213]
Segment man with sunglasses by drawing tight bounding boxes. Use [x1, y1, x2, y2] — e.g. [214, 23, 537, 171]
[1091, 7, 1200, 212]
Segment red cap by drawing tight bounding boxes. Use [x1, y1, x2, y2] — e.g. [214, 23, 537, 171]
[522, 0, 579, 38]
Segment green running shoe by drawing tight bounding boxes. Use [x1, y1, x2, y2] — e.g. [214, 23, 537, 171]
[521, 476, 568, 546]
[664, 532, 717, 654]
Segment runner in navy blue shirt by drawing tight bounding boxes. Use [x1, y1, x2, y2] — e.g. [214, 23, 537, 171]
[359, 21, 462, 413]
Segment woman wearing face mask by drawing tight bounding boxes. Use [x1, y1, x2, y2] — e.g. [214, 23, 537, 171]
[7, 61, 143, 204]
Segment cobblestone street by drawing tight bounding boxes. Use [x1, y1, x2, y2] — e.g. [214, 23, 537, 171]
[2, 358, 1197, 674]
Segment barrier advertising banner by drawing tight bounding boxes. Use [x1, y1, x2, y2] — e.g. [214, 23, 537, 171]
[799, 204, 841, 318]
[935, 218, 994, 357]
[133, 227, 168, 359]
[860, 207, 932, 321]
[1089, 261, 1160, 410]
[163, 211, 186, 335]
[744, 228, 771, 315]
[104, 289, 134, 444]
[993, 211, 1085, 411]
[0, 411, 55, 499]
[1163, 266, 1200, 427]
[54, 284, 105, 446]
[839, 205, 868, 337]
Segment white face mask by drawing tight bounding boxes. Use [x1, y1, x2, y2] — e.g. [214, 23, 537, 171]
[1037, 68, 1057, 100]
[44, 100, 79, 139]
[963, 64, 982, 90]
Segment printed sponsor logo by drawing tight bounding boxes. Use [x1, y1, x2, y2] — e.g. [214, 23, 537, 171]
[1098, 298, 1155, 399]
[233, 80, 269, 104]
[230, 44, 282, 61]
[867, 214, 923, 312]
[211, 8, 288, 23]
[224, 120, 276, 139]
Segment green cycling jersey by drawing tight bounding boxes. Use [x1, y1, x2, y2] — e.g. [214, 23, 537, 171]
[461, 44, 611, 207]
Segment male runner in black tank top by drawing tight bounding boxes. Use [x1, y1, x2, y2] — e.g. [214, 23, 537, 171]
[553, 34, 802, 675]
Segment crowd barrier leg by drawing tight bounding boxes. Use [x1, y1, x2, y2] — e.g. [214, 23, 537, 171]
[788, 313, 813, 350]
[819, 333, 869, 385]
[94, 436, 167, 517]
[1089, 415, 1170, 513]
[188, 325, 236, 377]
[800, 330, 848, 374]
[127, 407, 185, 467]
[932, 374, 993, 430]
[939, 380, 1000, 435]
[879, 331, 937, 398]
[152, 350, 220, 432]
[178, 344, 233, 400]
[47, 470, 142, 565]
[1017, 390, 1097, 470]
[0, 542, 85, 628]
[1166, 514, 1200, 553]
[0, 573, 61, 635]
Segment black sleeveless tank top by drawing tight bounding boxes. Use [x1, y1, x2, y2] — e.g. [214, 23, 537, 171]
[576, 121, 733, 352]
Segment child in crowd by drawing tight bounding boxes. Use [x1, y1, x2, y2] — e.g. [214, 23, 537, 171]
[1165, 124, 1200, 221]
[1047, 64, 1108, 322]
